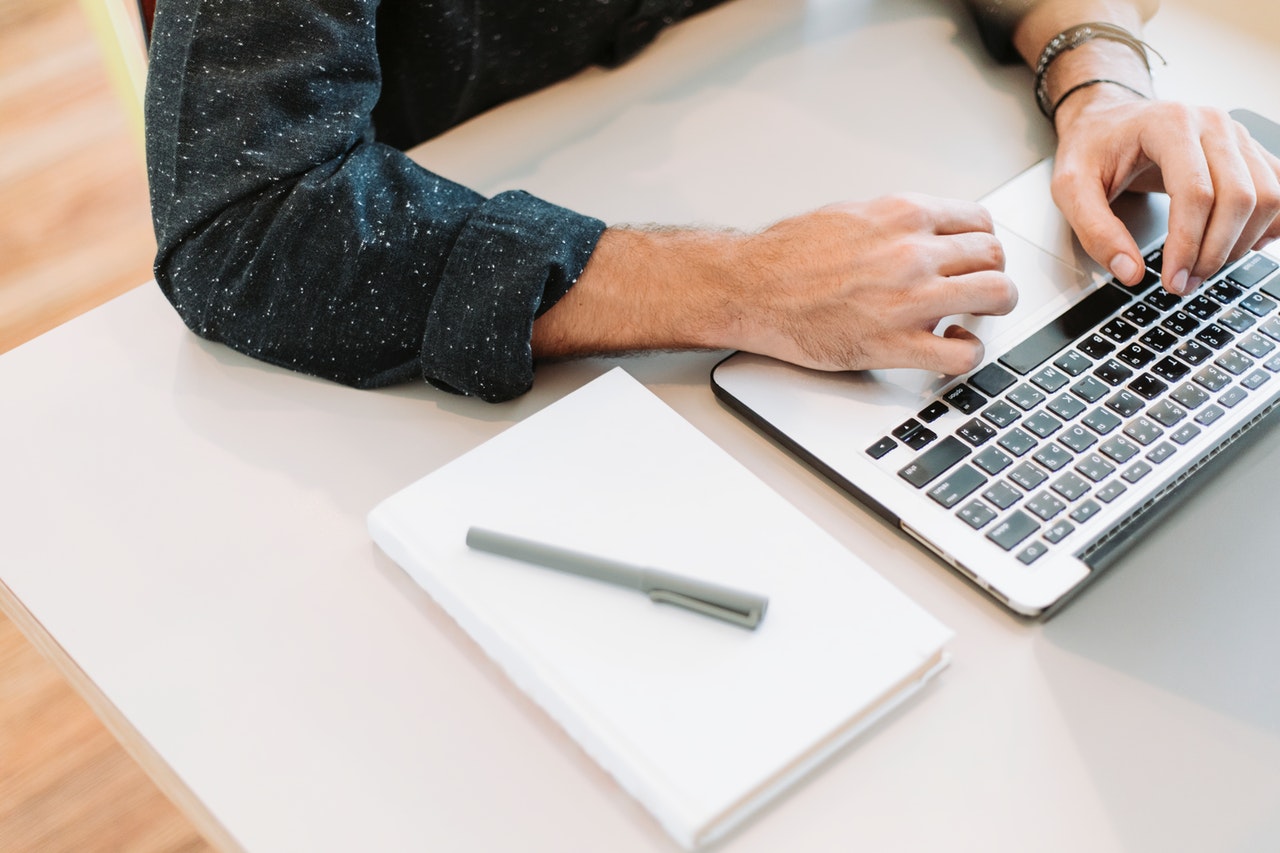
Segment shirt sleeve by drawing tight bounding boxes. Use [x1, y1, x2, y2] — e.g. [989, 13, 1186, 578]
[960, 1, 1160, 64]
[145, 0, 605, 403]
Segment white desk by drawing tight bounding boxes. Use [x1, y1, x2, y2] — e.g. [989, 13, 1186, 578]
[3, 2, 1279, 850]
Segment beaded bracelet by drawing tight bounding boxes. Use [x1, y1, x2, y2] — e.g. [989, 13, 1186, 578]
[1034, 22, 1163, 119]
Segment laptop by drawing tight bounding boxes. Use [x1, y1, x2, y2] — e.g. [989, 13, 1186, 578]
[711, 108, 1280, 617]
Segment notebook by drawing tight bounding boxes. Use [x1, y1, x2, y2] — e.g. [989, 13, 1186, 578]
[711, 108, 1280, 618]
[367, 367, 951, 850]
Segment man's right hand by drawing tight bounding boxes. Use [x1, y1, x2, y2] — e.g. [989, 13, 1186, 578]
[532, 193, 1018, 377]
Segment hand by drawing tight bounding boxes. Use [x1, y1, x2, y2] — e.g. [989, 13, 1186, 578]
[728, 194, 1018, 375]
[1050, 91, 1280, 295]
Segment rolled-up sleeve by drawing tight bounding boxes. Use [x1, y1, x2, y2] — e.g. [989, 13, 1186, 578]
[145, 0, 605, 402]
[961, 1, 1160, 63]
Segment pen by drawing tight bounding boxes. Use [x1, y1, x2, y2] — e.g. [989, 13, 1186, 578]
[465, 527, 768, 630]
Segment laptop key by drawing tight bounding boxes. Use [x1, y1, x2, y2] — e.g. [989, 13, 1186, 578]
[1240, 293, 1278, 317]
[1017, 541, 1049, 565]
[957, 500, 997, 530]
[918, 400, 949, 422]
[1094, 359, 1134, 386]
[1218, 308, 1255, 334]
[1101, 317, 1139, 342]
[1100, 435, 1140, 463]
[1058, 425, 1097, 453]
[973, 445, 1013, 475]
[1260, 317, 1280, 342]
[1243, 369, 1270, 390]
[1195, 404, 1225, 426]
[1033, 444, 1073, 472]
[1078, 334, 1117, 359]
[1146, 289, 1181, 311]
[1075, 453, 1116, 482]
[1238, 332, 1276, 359]
[1146, 441, 1176, 464]
[1220, 386, 1248, 408]
[1009, 461, 1049, 490]
[1124, 416, 1163, 445]
[987, 510, 1040, 551]
[1183, 294, 1221, 320]
[928, 464, 988, 508]
[1162, 311, 1199, 336]
[1122, 302, 1161, 327]
[1047, 393, 1086, 420]
[1096, 480, 1128, 503]
[1031, 366, 1070, 392]
[969, 362, 1017, 396]
[998, 427, 1038, 457]
[1193, 365, 1232, 392]
[984, 481, 1023, 510]
[1227, 253, 1279, 288]
[1070, 375, 1109, 403]
[1023, 411, 1063, 438]
[1196, 323, 1234, 349]
[898, 435, 970, 488]
[902, 426, 938, 450]
[1169, 382, 1209, 409]
[1082, 407, 1122, 434]
[1207, 280, 1244, 304]
[1128, 373, 1168, 400]
[943, 384, 987, 414]
[1151, 356, 1191, 382]
[867, 437, 898, 459]
[999, 285, 1131, 375]
[1139, 327, 1179, 352]
[957, 418, 998, 446]
[1007, 383, 1046, 410]
[1172, 342, 1212, 368]
[1044, 519, 1075, 543]
[1026, 491, 1065, 520]
[981, 400, 1021, 428]
[1051, 471, 1090, 501]
[1147, 400, 1187, 427]
[1170, 423, 1202, 445]
[1122, 461, 1152, 483]
[1115, 343, 1156, 368]
[1070, 499, 1102, 523]
[1214, 349, 1254, 376]
[1053, 350, 1093, 376]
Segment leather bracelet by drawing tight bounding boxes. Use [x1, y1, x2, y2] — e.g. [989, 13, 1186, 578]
[1034, 22, 1162, 119]
[1050, 78, 1151, 123]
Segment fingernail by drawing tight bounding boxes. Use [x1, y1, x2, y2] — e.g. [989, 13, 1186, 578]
[1186, 275, 1203, 294]
[1169, 268, 1190, 295]
[1109, 253, 1140, 284]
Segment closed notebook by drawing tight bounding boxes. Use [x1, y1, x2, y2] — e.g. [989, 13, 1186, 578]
[367, 367, 952, 849]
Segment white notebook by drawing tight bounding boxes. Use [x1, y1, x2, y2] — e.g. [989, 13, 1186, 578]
[368, 368, 952, 849]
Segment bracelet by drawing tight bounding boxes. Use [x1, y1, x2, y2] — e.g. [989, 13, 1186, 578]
[1034, 22, 1163, 119]
[1049, 78, 1150, 123]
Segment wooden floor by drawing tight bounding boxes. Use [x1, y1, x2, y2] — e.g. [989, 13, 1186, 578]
[0, 0, 210, 850]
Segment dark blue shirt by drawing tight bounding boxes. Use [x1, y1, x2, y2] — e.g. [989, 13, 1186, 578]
[146, 0, 1036, 402]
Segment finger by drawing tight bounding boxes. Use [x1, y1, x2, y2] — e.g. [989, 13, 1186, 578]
[1051, 163, 1146, 287]
[933, 231, 1006, 277]
[1143, 119, 1216, 295]
[918, 325, 985, 376]
[924, 198, 997, 237]
[1231, 132, 1280, 258]
[922, 270, 1018, 318]
[1184, 122, 1256, 285]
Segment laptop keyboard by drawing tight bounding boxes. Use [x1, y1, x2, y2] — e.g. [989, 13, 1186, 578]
[867, 247, 1280, 566]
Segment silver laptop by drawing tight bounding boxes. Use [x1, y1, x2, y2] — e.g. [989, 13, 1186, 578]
[712, 109, 1280, 617]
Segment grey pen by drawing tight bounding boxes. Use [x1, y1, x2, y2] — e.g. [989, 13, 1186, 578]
[465, 527, 768, 630]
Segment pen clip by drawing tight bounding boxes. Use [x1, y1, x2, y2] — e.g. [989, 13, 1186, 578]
[647, 587, 766, 630]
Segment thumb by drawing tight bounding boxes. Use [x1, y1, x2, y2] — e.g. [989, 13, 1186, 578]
[1052, 168, 1146, 287]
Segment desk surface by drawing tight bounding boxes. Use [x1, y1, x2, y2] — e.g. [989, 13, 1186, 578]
[3, 2, 1280, 851]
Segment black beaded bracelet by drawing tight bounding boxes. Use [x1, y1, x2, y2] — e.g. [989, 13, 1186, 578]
[1049, 78, 1151, 123]
[1034, 22, 1163, 119]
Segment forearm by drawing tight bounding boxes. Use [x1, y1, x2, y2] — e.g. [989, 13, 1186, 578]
[1010, 1, 1157, 127]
